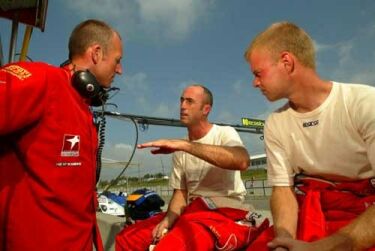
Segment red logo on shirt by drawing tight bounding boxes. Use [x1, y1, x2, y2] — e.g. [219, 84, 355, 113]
[61, 134, 80, 157]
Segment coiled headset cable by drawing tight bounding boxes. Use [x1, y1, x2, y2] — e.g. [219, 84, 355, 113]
[95, 104, 106, 184]
[101, 116, 138, 193]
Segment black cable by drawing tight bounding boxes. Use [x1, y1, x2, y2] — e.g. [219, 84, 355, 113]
[101, 116, 139, 193]
[14, 53, 34, 62]
[95, 92, 114, 184]
[107, 87, 120, 100]
[92, 86, 140, 192]
[95, 104, 106, 184]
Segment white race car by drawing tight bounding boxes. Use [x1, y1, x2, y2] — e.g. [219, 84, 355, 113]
[97, 192, 126, 217]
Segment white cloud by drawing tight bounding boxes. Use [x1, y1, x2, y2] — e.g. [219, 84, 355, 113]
[136, 0, 214, 41]
[216, 110, 237, 124]
[233, 80, 244, 96]
[313, 40, 334, 53]
[123, 72, 149, 92]
[101, 140, 173, 180]
[350, 69, 375, 84]
[103, 142, 134, 161]
[337, 42, 353, 67]
[154, 103, 176, 118]
[314, 23, 375, 86]
[114, 71, 180, 118]
[315, 39, 353, 67]
[241, 133, 265, 155]
[63, 0, 216, 43]
[120, 72, 152, 110]
[257, 100, 287, 120]
[64, 0, 136, 20]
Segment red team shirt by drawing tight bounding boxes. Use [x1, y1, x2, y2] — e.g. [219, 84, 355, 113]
[0, 62, 99, 250]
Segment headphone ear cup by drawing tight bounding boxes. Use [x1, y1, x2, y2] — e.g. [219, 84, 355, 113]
[72, 70, 101, 98]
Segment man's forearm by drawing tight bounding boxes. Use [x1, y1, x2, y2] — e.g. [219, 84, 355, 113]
[185, 142, 249, 170]
[164, 189, 187, 228]
[338, 205, 375, 250]
[271, 186, 299, 239]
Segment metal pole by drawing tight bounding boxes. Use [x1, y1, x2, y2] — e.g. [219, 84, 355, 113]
[138, 163, 140, 183]
[0, 33, 4, 67]
[19, 25, 33, 61]
[262, 180, 266, 196]
[8, 20, 19, 63]
[160, 157, 165, 176]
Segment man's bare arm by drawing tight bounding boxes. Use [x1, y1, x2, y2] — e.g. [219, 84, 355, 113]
[267, 206, 375, 251]
[138, 139, 249, 171]
[271, 186, 299, 239]
[338, 204, 375, 250]
[152, 189, 187, 239]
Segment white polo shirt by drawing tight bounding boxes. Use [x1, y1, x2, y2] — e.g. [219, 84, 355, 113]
[265, 82, 375, 186]
[170, 124, 247, 208]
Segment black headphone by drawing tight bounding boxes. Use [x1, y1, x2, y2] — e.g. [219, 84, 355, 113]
[61, 60, 108, 106]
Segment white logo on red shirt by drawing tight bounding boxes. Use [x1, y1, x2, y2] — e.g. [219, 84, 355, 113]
[61, 134, 80, 157]
[371, 178, 375, 188]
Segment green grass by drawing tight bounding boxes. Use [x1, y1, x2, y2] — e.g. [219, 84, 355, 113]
[98, 168, 267, 190]
[241, 168, 267, 180]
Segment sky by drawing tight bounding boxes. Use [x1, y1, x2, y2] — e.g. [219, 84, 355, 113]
[1, 0, 375, 181]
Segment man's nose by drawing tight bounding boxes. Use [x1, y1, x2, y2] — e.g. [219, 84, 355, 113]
[116, 64, 123, 75]
[253, 78, 260, 88]
[180, 101, 187, 109]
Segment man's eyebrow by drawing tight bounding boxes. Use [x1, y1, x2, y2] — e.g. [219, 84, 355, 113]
[180, 97, 194, 101]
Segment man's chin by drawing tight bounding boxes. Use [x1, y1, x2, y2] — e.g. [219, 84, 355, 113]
[265, 94, 279, 102]
[102, 81, 112, 89]
[180, 118, 188, 125]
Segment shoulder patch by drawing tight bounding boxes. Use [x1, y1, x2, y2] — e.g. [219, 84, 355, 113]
[1, 65, 32, 80]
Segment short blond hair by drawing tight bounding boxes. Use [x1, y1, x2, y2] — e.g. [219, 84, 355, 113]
[244, 21, 316, 69]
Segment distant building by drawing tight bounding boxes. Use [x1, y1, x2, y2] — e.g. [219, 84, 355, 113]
[250, 153, 267, 168]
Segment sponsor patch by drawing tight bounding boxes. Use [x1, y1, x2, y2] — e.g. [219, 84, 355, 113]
[1, 65, 32, 80]
[303, 120, 319, 128]
[370, 178, 375, 188]
[61, 134, 80, 157]
[56, 162, 82, 167]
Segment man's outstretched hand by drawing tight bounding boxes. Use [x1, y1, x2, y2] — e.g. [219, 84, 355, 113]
[137, 139, 189, 154]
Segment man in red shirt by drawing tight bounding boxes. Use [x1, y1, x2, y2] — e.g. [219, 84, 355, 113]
[0, 19, 123, 251]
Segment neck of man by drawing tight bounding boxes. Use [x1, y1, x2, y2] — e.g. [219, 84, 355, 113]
[68, 57, 92, 74]
[288, 70, 332, 113]
[187, 120, 213, 141]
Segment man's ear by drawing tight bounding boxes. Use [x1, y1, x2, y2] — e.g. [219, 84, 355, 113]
[91, 44, 102, 64]
[280, 51, 294, 74]
[203, 104, 211, 116]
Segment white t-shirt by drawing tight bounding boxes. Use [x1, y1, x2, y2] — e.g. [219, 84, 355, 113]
[170, 124, 247, 208]
[265, 82, 375, 186]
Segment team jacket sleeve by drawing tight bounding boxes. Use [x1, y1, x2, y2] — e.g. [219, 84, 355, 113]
[0, 64, 47, 135]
